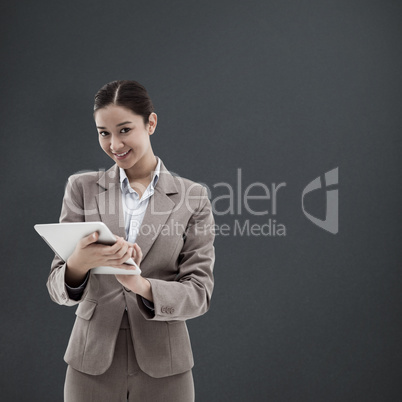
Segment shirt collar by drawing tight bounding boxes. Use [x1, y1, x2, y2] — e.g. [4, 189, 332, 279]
[119, 156, 161, 193]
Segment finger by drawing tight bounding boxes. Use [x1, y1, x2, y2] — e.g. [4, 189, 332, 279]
[131, 245, 136, 260]
[121, 239, 135, 253]
[111, 263, 137, 272]
[105, 247, 132, 265]
[106, 247, 129, 262]
[112, 247, 139, 269]
[111, 240, 129, 259]
[133, 243, 143, 265]
[102, 237, 126, 256]
[80, 231, 99, 248]
[117, 263, 137, 270]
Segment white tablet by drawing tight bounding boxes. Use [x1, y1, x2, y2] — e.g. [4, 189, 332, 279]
[34, 222, 141, 275]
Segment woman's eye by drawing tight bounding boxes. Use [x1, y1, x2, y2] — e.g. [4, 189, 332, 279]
[99, 131, 109, 137]
[121, 127, 131, 133]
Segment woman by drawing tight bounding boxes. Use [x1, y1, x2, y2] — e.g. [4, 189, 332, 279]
[46, 80, 216, 402]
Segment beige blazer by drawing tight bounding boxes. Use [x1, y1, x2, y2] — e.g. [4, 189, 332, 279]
[46, 156, 215, 378]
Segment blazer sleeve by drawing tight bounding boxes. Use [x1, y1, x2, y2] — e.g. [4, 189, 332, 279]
[137, 185, 216, 321]
[46, 175, 91, 306]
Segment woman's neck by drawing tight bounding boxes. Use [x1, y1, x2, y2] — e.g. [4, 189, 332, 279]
[124, 153, 158, 182]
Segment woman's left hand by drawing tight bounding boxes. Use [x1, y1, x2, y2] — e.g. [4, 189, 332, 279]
[114, 241, 153, 301]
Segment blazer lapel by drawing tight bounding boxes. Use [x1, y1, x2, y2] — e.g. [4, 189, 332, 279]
[95, 156, 179, 262]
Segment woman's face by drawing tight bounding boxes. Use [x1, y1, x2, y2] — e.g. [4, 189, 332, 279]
[94, 104, 157, 170]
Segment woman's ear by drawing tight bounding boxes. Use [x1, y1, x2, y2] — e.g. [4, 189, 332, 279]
[148, 112, 157, 135]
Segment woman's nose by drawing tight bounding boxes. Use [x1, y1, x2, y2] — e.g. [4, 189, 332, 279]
[110, 135, 124, 152]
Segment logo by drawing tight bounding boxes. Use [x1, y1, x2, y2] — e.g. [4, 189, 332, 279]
[66, 166, 339, 237]
[301, 168, 339, 234]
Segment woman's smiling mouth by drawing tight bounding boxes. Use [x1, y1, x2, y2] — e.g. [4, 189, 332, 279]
[113, 149, 131, 159]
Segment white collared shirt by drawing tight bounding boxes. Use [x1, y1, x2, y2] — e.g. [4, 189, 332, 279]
[119, 156, 161, 245]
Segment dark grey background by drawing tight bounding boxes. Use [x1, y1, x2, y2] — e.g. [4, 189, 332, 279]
[1, 0, 401, 401]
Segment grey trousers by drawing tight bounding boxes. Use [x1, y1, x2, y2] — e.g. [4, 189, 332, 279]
[64, 310, 195, 402]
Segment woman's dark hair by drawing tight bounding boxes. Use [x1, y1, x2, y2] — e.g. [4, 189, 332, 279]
[93, 80, 155, 124]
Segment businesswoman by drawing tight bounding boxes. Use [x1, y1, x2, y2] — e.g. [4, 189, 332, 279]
[46, 80, 216, 402]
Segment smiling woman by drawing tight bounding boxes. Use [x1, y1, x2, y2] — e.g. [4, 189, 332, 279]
[46, 80, 216, 402]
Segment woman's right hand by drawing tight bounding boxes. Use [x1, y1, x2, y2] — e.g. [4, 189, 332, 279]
[65, 231, 133, 286]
